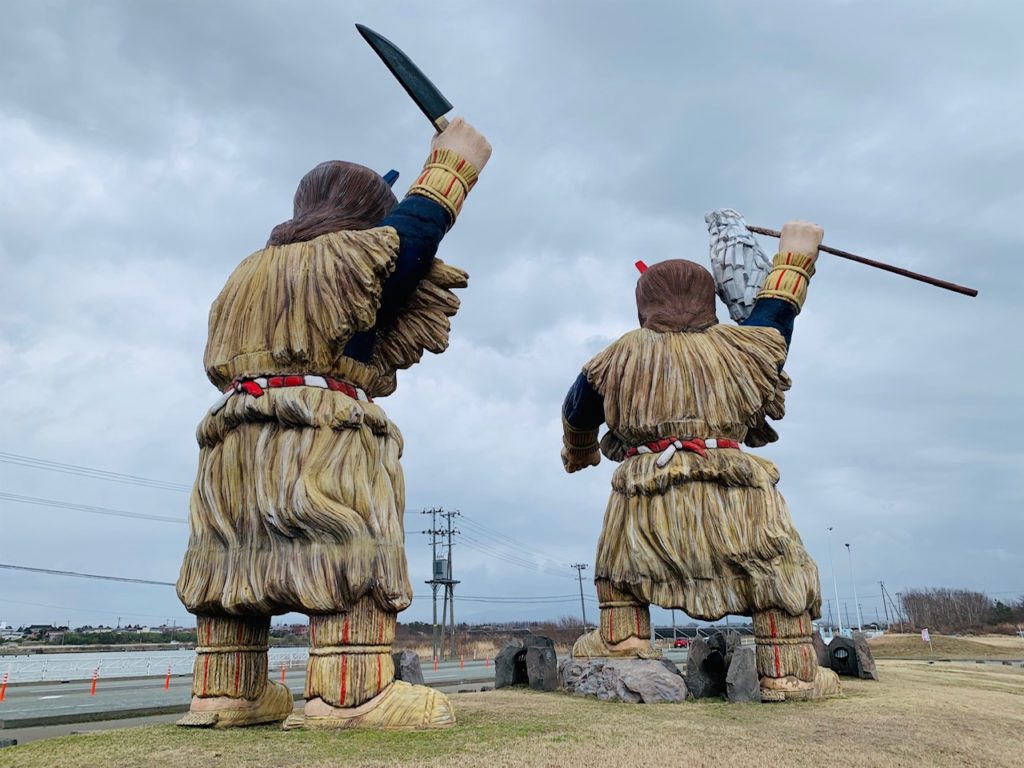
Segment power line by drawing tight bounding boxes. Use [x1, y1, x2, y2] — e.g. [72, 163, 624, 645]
[0, 596, 186, 621]
[0, 492, 186, 524]
[0, 451, 190, 493]
[0, 561, 597, 605]
[460, 514, 575, 570]
[458, 533, 574, 579]
[0, 563, 175, 587]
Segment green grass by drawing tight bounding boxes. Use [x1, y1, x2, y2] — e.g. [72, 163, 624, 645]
[5, 662, 1024, 768]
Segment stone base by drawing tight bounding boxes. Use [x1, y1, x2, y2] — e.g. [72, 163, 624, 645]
[685, 637, 726, 699]
[558, 657, 687, 703]
[828, 634, 879, 680]
[495, 635, 558, 691]
[812, 632, 831, 667]
[725, 646, 760, 703]
[392, 650, 425, 686]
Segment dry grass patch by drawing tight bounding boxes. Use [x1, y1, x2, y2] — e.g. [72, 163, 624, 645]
[869, 633, 1024, 659]
[5, 661, 1023, 768]
[966, 634, 1024, 651]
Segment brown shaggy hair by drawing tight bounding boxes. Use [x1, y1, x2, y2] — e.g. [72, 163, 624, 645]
[636, 259, 719, 333]
[267, 161, 398, 246]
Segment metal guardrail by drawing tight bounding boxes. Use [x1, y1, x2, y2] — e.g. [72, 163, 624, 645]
[1, 649, 309, 683]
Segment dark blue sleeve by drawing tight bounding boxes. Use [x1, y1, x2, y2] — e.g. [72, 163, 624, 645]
[741, 297, 797, 350]
[562, 373, 606, 431]
[343, 195, 452, 362]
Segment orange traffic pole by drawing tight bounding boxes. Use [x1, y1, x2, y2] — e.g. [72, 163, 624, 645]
[433, 657, 438, 672]
[280, 664, 286, 683]
[484, 657, 490, 668]
[0, 671, 8, 702]
[164, 665, 172, 691]
[459, 655, 465, 669]
[90, 668, 99, 696]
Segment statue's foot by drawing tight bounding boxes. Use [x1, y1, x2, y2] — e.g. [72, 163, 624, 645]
[177, 680, 293, 728]
[571, 629, 662, 660]
[811, 667, 842, 698]
[760, 667, 842, 702]
[282, 681, 455, 731]
[759, 674, 813, 702]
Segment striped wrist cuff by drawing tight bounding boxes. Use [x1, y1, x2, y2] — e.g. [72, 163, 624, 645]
[406, 148, 479, 223]
[757, 252, 817, 312]
[563, 417, 599, 452]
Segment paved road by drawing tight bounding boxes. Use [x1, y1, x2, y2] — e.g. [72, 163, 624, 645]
[0, 649, 688, 745]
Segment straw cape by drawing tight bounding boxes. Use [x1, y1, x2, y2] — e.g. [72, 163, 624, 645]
[584, 324, 821, 620]
[176, 227, 467, 617]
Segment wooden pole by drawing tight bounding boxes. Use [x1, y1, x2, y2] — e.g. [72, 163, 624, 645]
[747, 225, 978, 297]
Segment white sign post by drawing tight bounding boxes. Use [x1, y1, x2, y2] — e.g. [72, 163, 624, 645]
[921, 628, 933, 655]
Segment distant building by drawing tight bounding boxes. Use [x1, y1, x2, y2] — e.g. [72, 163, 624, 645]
[270, 623, 309, 637]
[23, 624, 57, 640]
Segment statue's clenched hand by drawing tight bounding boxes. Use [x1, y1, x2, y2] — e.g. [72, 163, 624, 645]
[778, 220, 823, 262]
[561, 445, 600, 474]
[431, 117, 492, 173]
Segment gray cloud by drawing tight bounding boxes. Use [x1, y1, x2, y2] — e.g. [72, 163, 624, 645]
[1, 0, 1021, 630]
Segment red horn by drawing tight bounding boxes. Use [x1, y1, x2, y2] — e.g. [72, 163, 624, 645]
[635, 260, 648, 274]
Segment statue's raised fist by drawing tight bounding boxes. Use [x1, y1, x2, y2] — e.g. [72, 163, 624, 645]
[431, 117, 491, 173]
[778, 220, 824, 261]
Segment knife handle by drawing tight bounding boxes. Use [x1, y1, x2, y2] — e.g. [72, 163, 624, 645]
[433, 116, 449, 134]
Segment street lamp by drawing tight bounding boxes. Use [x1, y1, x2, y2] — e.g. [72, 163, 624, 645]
[827, 527, 843, 634]
[845, 543, 863, 631]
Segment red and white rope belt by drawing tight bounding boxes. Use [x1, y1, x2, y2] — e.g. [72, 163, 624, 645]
[209, 374, 370, 415]
[626, 437, 741, 468]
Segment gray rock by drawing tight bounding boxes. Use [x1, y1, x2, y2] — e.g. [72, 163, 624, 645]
[659, 656, 683, 676]
[392, 649, 425, 685]
[852, 632, 879, 680]
[526, 645, 559, 692]
[559, 657, 687, 703]
[522, 634, 555, 650]
[494, 639, 526, 689]
[827, 636, 858, 677]
[496, 635, 556, 689]
[685, 637, 727, 699]
[828, 634, 878, 680]
[707, 630, 743, 668]
[707, 630, 742, 658]
[725, 646, 760, 703]
[812, 632, 830, 667]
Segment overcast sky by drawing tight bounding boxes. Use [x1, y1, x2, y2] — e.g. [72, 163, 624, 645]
[1, 0, 1021, 632]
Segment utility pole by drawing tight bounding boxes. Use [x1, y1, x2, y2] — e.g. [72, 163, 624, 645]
[570, 563, 589, 632]
[880, 582, 903, 632]
[845, 543, 863, 630]
[827, 527, 843, 634]
[444, 510, 460, 660]
[421, 508, 441, 663]
[880, 581, 891, 628]
[422, 508, 460, 661]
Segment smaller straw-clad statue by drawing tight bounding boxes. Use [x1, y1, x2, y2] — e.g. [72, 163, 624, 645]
[561, 219, 841, 702]
[175, 118, 491, 729]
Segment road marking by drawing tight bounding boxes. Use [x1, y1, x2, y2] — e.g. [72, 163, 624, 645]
[39, 695, 64, 700]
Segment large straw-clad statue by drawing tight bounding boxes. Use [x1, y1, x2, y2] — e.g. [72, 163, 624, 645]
[176, 118, 491, 729]
[561, 220, 841, 702]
